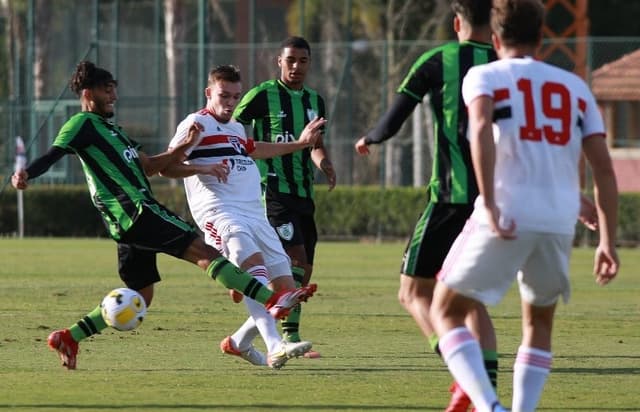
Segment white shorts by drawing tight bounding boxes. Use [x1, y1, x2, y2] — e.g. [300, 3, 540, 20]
[201, 212, 292, 280]
[438, 218, 573, 306]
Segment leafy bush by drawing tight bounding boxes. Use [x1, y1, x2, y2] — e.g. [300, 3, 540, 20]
[1, 183, 638, 246]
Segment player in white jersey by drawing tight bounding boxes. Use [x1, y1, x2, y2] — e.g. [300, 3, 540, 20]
[429, 1, 619, 411]
[164, 65, 326, 369]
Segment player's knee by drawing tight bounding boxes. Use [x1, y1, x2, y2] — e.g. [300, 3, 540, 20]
[397, 285, 413, 307]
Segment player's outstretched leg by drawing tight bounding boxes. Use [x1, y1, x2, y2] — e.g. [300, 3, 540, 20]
[264, 284, 317, 319]
[445, 381, 472, 412]
[47, 329, 79, 370]
[268, 340, 312, 369]
[47, 305, 109, 369]
[282, 266, 320, 358]
[219, 335, 267, 366]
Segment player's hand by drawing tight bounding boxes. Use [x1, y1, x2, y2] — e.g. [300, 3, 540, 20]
[593, 245, 619, 285]
[172, 121, 204, 161]
[354, 137, 370, 155]
[200, 162, 230, 183]
[320, 158, 336, 191]
[578, 193, 598, 231]
[175, 121, 204, 152]
[299, 117, 326, 147]
[485, 204, 516, 239]
[11, 169, 29, 190]
[184, 121, 204, 147]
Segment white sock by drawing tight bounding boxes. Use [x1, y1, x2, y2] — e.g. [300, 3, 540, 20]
[231, 317, 259, 351]
[232, 266, 282, 354]
[440, 327, 500, 412]
[512, 346, 552, 412]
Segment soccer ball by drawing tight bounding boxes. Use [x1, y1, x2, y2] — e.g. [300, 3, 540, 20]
[100, 288, 147, 331]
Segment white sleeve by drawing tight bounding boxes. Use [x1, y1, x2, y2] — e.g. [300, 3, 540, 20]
[168, 113, 201, 155]
[579, 87, 605, 138]
[462, 65, 494, 106]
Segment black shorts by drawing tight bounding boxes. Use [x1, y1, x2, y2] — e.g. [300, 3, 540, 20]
[265, 192, 317, 265]
[116, 201, 199, 290]
[400, 202, 474, 279]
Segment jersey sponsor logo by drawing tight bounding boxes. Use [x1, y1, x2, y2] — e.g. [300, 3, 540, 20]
[222, 157, 253, 172]
[274, 130, 296, 143]
[276, 222, 294, 241]
[122, 146, 139, 162]
[277, 110, 287, 118]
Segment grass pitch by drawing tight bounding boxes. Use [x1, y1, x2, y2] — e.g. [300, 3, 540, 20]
[0, 238, 638, 411]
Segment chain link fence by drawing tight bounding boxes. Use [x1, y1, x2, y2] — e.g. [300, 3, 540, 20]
[1, 1, 640, 190]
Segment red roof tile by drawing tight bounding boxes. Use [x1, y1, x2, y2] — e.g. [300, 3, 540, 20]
[592, 49, 640, 101]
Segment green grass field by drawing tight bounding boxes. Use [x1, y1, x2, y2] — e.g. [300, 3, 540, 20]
[0, 238, 638, 411]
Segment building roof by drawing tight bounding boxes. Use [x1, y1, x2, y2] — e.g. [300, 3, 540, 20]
[592, 48, 640, 101]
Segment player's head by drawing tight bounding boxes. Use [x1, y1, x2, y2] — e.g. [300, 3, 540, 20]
[205, 64, 242, 123]
[278, 36, 311, 90]
[491, 0, 545, 49]
[70, 61, 118, 118]
[451, 0, 492, 28]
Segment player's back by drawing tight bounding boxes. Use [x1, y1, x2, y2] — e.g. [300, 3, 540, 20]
[463, 56, 604, 234]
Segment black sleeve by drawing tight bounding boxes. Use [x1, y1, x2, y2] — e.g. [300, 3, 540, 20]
[364, 93, 420, 145]
[25, 146, 67, 180]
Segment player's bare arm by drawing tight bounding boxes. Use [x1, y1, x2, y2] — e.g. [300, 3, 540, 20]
[251, 117, 326, 159]
[468, 95, 516, 239]
[160, 162, 230, 182]
[141, 121, 204, 176]
[311, 146, 336, 190]
[578, 193, 598, 231]
[582, 134, 619, 285]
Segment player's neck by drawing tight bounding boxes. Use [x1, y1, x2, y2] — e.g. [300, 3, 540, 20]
[460, 26, 491, 45]
[206, 108, 230, 124]
[499, 46, 538, 59]
[279, 78, 304, 91]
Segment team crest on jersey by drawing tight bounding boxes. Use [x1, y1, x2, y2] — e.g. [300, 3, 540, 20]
[307, 109, 318, 120]
[222, 158, 235, 171]
[227, 136, 243, 154]
[276, 222, 294, 241]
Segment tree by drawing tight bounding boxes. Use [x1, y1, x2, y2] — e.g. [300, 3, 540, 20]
[163, 0, 187, 143]
[286, 0, 452, 186]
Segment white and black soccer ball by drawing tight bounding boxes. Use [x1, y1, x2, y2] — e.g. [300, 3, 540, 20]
[100, 288, 147, 331]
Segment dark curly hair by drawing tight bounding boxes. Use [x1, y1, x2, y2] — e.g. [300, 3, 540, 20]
[69, 61, 118, 96]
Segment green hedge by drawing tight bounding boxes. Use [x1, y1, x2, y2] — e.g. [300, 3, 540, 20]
[1, 183, 638, 245]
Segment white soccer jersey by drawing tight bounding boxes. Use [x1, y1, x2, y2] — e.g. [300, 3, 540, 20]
[169, 109, 264, 228]
[462, 56, 605, 235]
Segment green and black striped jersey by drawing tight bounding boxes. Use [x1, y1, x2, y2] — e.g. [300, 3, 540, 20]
[53, 112, 154, 240]
[234, 79, 325, 199]
[398, 40, 496, 204]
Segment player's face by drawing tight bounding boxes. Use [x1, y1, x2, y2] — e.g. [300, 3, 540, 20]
[278, 46, 310, 90]
[87, 82, 117, 118]
[206, 80, 242, 122]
